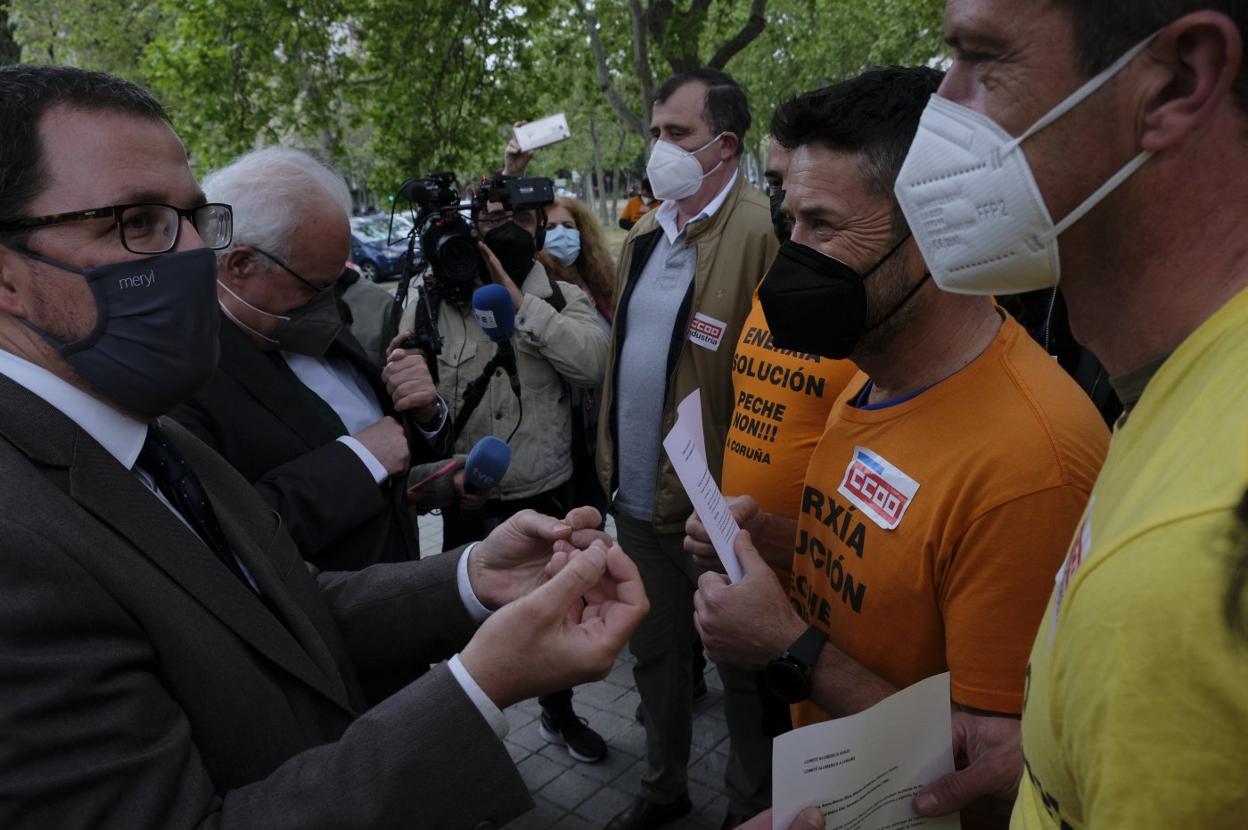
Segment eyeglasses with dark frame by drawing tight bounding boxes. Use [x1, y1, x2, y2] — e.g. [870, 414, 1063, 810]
[251, 247, 346, 294]
[0, 202, 233, 255]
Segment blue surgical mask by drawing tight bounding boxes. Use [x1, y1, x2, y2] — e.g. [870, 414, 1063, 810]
[544, 225, 581, 267]
[7, 245, 220, 418]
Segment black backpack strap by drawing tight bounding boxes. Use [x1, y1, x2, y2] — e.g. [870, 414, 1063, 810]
[545, 276, 567, 312]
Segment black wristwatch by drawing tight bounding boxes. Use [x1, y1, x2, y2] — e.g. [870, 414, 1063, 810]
[765, 625, 828, 704]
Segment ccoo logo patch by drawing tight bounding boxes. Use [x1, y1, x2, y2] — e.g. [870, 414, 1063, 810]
[836, 446, 920, 531]
[688, 312, 727, 352]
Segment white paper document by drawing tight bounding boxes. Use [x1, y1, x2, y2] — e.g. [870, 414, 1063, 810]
[661, 389, 743, 582]
[773, 673, 960, 830]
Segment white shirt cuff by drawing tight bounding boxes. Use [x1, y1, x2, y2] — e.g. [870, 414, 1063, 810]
[447, 653, 508, 739]
[337, 435, 389, 484]
[416, 396, 449, 439]
[457, 543, 493, 623]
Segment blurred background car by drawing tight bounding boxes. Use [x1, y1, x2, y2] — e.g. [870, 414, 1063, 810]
[350, 213, 417, 282]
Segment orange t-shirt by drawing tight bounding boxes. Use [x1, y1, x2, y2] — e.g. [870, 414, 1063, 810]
[790, 312, 1108, 726]
[620, 195, 659, 225]
[721, 297, 857, 532]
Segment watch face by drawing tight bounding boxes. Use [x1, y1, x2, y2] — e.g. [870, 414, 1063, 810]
[765, 659, 809, 704]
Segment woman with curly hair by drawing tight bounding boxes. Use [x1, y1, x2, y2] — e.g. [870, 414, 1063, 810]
[538, 196, 617, 323]
[536, 196, 615, 522]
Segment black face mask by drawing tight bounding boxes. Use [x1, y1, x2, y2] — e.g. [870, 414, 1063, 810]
[6, 244, 220, 418]
[769, 188, 792, 243]
[758, 234, 928, 360]
[483, 221, 536, 284]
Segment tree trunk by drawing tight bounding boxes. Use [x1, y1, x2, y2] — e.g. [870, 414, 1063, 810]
[588, 112, 609, 227]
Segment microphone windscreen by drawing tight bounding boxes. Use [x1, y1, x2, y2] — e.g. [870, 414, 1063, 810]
[471, 284, 516, 342]
[464, 435, 511, 491]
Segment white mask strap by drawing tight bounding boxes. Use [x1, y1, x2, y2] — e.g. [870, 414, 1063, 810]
[694, 132, 727, 155]
[218, 299, 280, 345]
[1006, 33, 1158, 155]
[1044, 150, 1153, 242]
[217, 279, 291, 323]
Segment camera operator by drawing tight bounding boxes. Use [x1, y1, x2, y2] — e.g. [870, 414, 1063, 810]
[399, 176, 611, 763]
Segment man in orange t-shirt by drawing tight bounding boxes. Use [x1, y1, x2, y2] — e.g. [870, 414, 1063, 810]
[711, 112, 859, 825]
[788, 310, 1105, 726]
[686, 67, 1109, 827]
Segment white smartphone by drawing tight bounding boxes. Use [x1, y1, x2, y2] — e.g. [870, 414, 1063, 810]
[514, 113, 572, 153]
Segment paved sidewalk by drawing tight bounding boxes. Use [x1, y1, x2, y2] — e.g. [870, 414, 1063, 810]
[417, 512, 733, 829]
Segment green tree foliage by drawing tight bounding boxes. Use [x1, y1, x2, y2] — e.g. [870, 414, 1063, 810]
[352, 0, 555, 191]
[5, 0, 947, 198]
[0, 4, 21, 65]
[144, 0, 355, 173]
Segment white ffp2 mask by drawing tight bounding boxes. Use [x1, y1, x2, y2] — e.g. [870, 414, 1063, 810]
[894, 34, 1156, 296]
[646, 133, 725, 201]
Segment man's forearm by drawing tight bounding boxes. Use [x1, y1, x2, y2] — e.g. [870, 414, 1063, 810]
[808, 641, 898, 718]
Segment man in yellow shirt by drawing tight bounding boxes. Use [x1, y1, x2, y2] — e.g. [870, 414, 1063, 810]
[891, 1, 1248, 826]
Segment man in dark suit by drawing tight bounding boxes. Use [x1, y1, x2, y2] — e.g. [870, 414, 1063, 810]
[171, 147, 444, 570]
[0, 64, 649, 829]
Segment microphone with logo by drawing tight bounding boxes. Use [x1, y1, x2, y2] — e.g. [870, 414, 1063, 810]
[452, 283, 524, 441]
[471, 283, 521, 399]
[463, 435, 511, 495]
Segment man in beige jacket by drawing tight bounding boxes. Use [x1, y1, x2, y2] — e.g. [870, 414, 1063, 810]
[597, 68, 779, 830]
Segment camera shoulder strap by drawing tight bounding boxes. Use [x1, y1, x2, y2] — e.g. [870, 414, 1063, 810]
[545, 275, 567, 313]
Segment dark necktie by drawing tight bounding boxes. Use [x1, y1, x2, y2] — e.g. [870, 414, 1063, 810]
[138, 424, 258, 594]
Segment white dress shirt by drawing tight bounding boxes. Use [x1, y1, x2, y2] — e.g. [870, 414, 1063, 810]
[655, 169, 739, 243]
[282, 350, 447, 484]
[0, 347, 506, 738]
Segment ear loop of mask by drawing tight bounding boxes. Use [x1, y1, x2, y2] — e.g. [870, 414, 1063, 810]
[856, 231, 930, 333]
[217, 279, 286, 345]
[656, 131, 727, 175]
[1000, 33, 1159, 244]
[698, 132, 727, 179]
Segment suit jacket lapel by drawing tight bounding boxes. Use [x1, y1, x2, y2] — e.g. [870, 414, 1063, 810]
[61, 423, 353, 713]
[217, 315, 347, 443]
[207, 494, 353, 711]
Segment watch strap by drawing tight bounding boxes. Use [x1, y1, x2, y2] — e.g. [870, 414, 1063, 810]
[786, 624, 828, 671]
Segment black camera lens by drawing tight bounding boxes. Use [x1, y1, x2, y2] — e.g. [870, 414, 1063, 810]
[437, 235, 481, 283]
[422, 214, 483, 289]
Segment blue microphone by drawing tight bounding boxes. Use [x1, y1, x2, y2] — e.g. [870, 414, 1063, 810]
[472, 283, 516, 342]
[464, 435, 512, 494]
[471, 284, 521, 398]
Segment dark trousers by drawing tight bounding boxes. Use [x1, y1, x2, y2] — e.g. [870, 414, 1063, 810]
[614, 512, 775, 815]
[442, 483, 577, 716]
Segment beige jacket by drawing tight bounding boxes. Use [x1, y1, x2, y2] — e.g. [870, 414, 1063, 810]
[403, 261, 608, 500]
[596, 173, 779, 532]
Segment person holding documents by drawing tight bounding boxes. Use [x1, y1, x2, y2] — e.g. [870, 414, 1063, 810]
[597, 67, 778, 829]
[686, 66, 1109, 829]
[911, 2, 1248, 828]
[713, 89, 863, 828]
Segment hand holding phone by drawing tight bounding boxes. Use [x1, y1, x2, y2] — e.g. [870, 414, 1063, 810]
[514, 114, 572, 154]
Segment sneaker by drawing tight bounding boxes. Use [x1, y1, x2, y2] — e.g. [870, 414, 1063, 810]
[539, 710, 608, 763]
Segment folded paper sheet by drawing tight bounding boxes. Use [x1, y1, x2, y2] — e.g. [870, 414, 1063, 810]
[661, 389, 743, 582]
[773, 673, 960, 830]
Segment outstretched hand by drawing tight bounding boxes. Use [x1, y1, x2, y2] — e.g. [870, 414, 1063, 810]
[468, 506, 609, 609]
[460, 539, 648, 708]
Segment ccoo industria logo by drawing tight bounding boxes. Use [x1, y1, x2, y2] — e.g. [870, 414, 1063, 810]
[836, 447, 920, 531]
